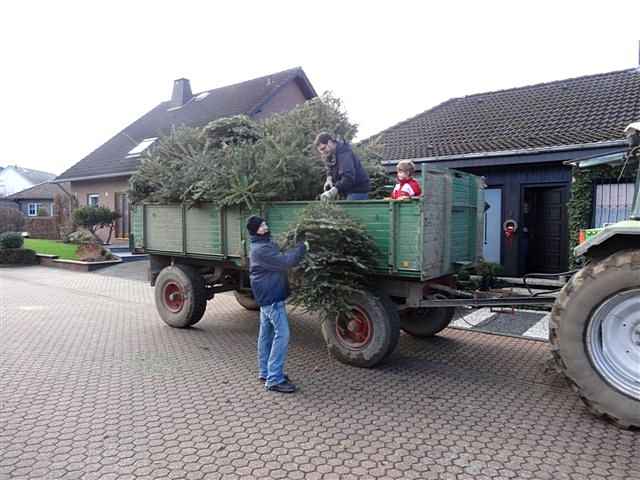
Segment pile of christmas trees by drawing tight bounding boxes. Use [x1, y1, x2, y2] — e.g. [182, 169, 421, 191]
[128, 94, 388, 207]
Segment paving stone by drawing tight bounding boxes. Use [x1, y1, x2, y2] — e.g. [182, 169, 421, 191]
[0, 266, 638, 479]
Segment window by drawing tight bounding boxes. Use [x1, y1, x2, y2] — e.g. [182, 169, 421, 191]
[593, 182, 635, 227]
[88, 194, 99, 207]
[27, 203, 42, 216]
[126, 137, 157, 158]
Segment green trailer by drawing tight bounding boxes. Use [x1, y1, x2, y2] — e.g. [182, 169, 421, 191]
[132, 166, 486, 366]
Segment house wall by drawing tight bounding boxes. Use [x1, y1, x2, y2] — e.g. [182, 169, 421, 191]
[253, 81, 308, 120]
[461, 162, 572, 276]
[70, 176, 130, 242]
[16, 199, 54, 216]
[0, 168, 33, 197]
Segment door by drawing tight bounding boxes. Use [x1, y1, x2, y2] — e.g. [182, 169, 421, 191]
[525, 186, 568, 273]
[483, 188, 502, 264]
[114, 192, 130, 238]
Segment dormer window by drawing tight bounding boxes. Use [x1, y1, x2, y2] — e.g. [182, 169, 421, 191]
[126, 137, 157, 158]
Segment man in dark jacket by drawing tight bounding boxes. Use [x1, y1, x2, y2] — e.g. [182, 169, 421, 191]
[246, 215, 307, 393]
[314, 133, 371, 201]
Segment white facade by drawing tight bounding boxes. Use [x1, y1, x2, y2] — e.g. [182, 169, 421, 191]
[0, 167, 36, 197]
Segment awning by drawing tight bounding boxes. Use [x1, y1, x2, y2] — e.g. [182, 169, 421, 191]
[565, 150, 627, 168]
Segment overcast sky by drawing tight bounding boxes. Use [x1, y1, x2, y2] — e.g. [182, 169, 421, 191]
[1, 1, 638, 175]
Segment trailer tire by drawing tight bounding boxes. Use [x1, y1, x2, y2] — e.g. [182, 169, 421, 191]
[155, 265, 207, 328]
[321, 290, 400, 368]
[234, 291, 260, 311]
[400, 306, 456, 337]
[550, 249, 640, 429]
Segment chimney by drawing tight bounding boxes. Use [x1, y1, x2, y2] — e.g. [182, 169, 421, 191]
[170, 78, 192, 108]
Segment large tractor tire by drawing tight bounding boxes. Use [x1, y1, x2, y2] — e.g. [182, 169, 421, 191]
[154, 265, 207, 328]
[234, 291, 260, 311]
[321, 290, 400, 368]
[400, 306, 456, 338]
[550, 249, 640, 429]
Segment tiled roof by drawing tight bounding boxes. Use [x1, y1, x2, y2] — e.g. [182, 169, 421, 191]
[7, 182, 68, 200]
[56, 67, 316, 181]
[377, 68, 640, 161]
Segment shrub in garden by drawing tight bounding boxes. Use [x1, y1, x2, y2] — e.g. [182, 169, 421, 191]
[76, 243, 115, 262]
[0, 207, 25, 234]
[65, 229, 98, 244]
[72, 206, 121, 244]
[0, 231, 24, 249]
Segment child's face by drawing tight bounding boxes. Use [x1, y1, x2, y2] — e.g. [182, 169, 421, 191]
[397, 170, 409, 180]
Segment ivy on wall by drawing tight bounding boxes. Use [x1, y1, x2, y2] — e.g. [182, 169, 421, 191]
[568, 163, 636, 267]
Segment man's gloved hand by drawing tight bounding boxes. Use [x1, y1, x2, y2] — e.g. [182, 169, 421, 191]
[304, 240, 310, 252]
[323, 176, 334, 192]
[320, 186, 338, 202]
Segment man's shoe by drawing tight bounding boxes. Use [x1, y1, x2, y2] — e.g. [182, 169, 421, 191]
[266, 381, 296, 393]
[259, 374, 290, 383]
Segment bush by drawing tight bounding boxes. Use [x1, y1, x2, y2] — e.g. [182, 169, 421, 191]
[0, 231, 24, 249]
[65, 229, 98, 244]
[76, 243, 115, 262]
[0, 207, 25, 234]
[72, 206, 121, 244]
[0, 248, 37, 265]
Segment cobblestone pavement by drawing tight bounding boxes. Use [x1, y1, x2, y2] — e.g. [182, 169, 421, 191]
[1, 266, 638, 480]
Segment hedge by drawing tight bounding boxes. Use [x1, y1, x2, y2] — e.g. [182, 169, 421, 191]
[0, 248, 38, 265]
[568, 162, 636, 267]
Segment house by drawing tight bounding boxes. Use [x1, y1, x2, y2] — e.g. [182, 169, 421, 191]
[373, 67, 640, 276]
[0, 165, 56, 198]
[54, 67, 317, 241]
[7, 182, 72, 217]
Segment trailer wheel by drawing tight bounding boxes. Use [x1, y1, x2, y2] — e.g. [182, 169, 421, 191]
[550, 249, 640, 429]
[234, 291, 260, 311]
[155, 265, 207, 328]
[321, 290, 400, 368]
[400, 305, 456, 338]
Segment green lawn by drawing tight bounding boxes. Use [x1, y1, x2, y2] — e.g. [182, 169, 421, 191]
[23, 239, 79, 260]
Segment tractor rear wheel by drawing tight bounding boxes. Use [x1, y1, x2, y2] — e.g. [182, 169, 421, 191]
[550, 249, 640, 428]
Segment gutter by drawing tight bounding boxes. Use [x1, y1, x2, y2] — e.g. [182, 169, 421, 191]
[381, 140, 627, 165]
[52, 172, 137, 183]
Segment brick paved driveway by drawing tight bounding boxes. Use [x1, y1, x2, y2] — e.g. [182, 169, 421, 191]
[1, 266, 638, 480]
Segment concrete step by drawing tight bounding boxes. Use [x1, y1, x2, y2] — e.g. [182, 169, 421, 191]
[114, 251, 148, 263]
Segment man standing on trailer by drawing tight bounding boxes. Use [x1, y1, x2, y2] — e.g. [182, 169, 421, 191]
[246, 215, 308, 393]
[315, 132, 371, 201]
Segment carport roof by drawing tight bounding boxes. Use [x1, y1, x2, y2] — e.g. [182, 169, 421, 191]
[371, 68, 640, 162]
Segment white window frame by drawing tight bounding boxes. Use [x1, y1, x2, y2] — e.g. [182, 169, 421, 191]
[88, 194, 100, 207]
[27, 203, 42, 217]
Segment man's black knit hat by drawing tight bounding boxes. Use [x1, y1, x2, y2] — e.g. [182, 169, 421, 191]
[246, 215, 264, 235]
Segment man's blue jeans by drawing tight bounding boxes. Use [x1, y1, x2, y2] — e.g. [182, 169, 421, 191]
[347, 192, 369, 200]
[258, 301, 290, 387]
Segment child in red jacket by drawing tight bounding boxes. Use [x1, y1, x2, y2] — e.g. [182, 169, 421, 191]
[391, 160, 421, 199]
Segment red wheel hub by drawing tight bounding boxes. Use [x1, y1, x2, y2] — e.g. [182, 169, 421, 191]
[163, 281, 184, 313]
[336, 307, 373, 349]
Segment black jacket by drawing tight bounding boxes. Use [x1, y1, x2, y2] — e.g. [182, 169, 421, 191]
[326, 142, 370, 195]
[249, 235, 305, 306]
